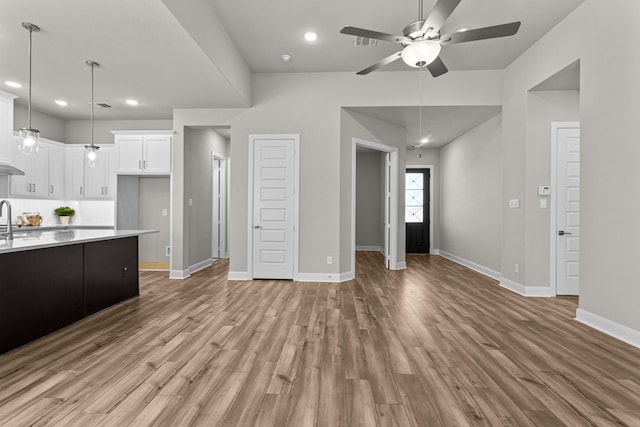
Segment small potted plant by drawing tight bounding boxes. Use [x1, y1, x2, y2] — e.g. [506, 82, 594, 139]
[54, 206, 75, 225]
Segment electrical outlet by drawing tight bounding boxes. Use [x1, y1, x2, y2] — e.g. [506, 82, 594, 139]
[514, 263, 519, 273]
[188, 198, 193, 207]
[327, 256, 333, 265]
[166, 246, 171, 257]
[162, 208, 168, 216]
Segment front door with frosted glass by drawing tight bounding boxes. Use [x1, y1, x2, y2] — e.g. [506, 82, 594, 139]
[405, 169, 430, 253]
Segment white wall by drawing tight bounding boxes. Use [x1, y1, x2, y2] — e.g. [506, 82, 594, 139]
[525, 90, 579, 287]
[184, 127, 227, 269]
[65, 119, 173, 144]
[14, 105, 65, 142]
[355, 151, 384, 250]
[501, 0, 640, 334]
[440, 114, 502, 272]
[171, 71, 502, 277]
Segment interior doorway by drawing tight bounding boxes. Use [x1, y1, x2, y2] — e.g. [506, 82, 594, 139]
[551, 122, 580, 296]
[351, 138, 398, 275]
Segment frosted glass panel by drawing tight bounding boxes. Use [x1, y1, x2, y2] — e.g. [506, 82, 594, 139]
[406, 207, 423, 223]
[406, 173, 423, 190]
[406, 190, 423, 206]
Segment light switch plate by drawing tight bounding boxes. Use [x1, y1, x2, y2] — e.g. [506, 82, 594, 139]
[538, 186, 551, 196]
[509, 199, 520, 208]
[540, 199, 548, 209]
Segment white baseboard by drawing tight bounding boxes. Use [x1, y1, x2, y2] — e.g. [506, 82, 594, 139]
[296, 273, 348, 283]
[438, 250, 501, 280]
[228, 271, 251, 281]
[356, 245, 382, 252]
[431, 249, 441, 255]
[499, 277, 555, 297]
[169, 269, 190, 280]
[576, 308, 640, 349]
[189, 258, 213, 275]
[339, 271, 355, 281]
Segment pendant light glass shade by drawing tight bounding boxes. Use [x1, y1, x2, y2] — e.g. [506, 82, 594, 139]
[84, 60, 100, 168]
[17, 22, 40, 156]
[401, 40, 441, 68]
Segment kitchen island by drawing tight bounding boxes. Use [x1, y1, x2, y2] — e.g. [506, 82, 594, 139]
[0, 229, 156, 354]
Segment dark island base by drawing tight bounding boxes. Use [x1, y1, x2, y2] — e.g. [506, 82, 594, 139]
[0, 236, 139, 355]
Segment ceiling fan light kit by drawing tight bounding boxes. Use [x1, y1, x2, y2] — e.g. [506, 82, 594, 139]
[401, 39, 441, 68]
[340, 0, 521, 76]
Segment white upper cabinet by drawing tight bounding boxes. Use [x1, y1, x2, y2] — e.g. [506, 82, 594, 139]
[85, 147, 115, 199]
[113, 131, 172, 175]
[66, 145, 115, 199]
[48, 145, 66, 199]
[9, 139, 49, 198]
[0, 91, 17, 165]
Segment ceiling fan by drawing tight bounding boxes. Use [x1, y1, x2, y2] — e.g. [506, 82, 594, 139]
[340, 0, 521, 77]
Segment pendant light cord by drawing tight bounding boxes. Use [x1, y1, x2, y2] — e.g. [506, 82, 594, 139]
[90, 62, 94, 146]
[27, 26, 33, 129]
[419, 66, 423, 144]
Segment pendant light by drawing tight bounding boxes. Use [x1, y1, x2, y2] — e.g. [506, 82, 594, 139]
[17, 22, 41, 155]
[84, 60, 100, 168]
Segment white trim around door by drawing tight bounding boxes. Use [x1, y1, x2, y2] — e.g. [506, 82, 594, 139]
[406, 164, 434, 254]
[247, 134, 300, 280]
[212, 152, 227, 259]
[352, 138, 399, 277]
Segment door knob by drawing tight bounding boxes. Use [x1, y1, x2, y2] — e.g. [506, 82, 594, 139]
[558, 230, 572, 236]
[254, 225, 262, 229]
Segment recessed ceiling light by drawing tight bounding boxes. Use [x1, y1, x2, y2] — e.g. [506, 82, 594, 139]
[281, 54, 292, 63]
[421, 137, 430, 144]
[126, 99, 139, 106]
[5, 80, 22, 88]
[304, 32, 318, 42]
[54, 100, 68, 106]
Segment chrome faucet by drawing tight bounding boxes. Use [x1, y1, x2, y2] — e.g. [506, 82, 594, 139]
[0, 200, 13, 241]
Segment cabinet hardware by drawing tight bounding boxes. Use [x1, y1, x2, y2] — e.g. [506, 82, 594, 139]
[139, 160, 142, 170]
[50, 185, 53, 194]
[80, 186, 83, 195]
[144, 160, 147, 169]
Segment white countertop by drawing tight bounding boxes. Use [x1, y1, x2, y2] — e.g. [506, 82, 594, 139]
[0, 229, 158, 254]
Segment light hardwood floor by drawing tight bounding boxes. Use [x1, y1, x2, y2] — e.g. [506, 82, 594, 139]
[1, 252, 640, 426]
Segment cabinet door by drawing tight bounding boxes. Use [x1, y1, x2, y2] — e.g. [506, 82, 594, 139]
[49, 146, 66, 199]
[66, 148, 85, 198]
[116, 136, 143, 174]
[85, 149, 109, 198]
[31, 144, 49, 197]
[9, 141, 30, 196]
[143, 136, 171, 174]
[0, 93, 15, 165]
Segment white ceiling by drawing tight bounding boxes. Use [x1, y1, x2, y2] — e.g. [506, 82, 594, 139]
[0, 0, 585, 140]
[208, 0, 585, 74]
[348, 106, 502, 148]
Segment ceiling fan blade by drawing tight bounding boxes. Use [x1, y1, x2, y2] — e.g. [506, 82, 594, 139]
[440, 22, 521, 45]
[421, 0, 462, 37]
[356, 51, 403, 75]
[427, 56, 448, 77]
[340, 26, 412, 44]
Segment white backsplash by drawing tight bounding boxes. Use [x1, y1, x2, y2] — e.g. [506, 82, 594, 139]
[1, 199, 115, 226]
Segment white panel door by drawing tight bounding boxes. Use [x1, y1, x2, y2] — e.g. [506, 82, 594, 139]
[556, 127, 580, 295]
[252, 139, 295, 279]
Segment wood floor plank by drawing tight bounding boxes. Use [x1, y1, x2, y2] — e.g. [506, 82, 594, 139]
[1, 253, 640, 426]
